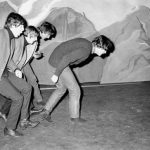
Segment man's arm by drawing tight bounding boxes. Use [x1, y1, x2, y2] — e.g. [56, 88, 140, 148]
[7, 36, 24, 72]
[7, 57, 18, 72]
[7, 36, 25, 78]
[7, 41, 22, 78]
[0, 30, 10, 79]
[53, 49, 88, 78]
[54, 54, 71, 78]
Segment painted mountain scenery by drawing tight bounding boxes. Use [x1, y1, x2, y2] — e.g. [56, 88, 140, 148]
[1, 1, 150, 84]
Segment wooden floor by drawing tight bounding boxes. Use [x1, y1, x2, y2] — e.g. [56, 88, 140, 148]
[0, 81, 150, 150]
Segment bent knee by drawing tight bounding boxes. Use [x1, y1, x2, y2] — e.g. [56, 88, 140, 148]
[68, 84, 81, 95]
[22, 83, 32, 93]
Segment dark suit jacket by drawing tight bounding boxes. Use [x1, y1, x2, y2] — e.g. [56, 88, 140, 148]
[0, 28, 15, 80]
[10, 35, 38, 82]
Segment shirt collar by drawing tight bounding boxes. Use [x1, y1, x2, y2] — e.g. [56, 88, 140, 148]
[5, 27, 15, 40]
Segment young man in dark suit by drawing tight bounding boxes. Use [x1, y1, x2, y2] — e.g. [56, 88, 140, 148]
[0, 12, 39, 137]
[0, 12, 27, 137]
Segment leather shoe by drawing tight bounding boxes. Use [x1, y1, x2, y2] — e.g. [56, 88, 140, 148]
[41, 109, 52, 122]
[30, 107, 44, 116]
[0, 112, 7, 122]
[20, 119, 39, 129]
[42, 113, 52, 122]
[4, 127, 23, 137]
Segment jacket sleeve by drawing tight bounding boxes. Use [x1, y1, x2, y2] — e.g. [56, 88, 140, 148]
[7, 39, 17, 72]
[7, 58, 18, 72]
[54, 49, 88, 77]
[0, 30, 10, 79]
[7, 37, 24, 72]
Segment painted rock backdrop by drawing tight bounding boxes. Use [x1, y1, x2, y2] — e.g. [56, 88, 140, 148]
[100, 6, 150, 83]
[0, 1, 150, 84]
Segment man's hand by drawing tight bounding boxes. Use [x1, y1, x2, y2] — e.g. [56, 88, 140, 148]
[15, 69, 23, 78]
[51, 75, 58, 83]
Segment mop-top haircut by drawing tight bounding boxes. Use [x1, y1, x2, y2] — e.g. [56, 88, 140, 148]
[24, 26, 40, 38]
[5, 12, 27, 28]
[92, 35, 115, 56]
[38, 21, 57, 39]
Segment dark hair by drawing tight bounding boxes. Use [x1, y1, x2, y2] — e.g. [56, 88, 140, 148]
[24, 26, 40, 38]
[5, 12, 27, 28]
[92, 35, 115, 57]
[38, 21, 57, 40]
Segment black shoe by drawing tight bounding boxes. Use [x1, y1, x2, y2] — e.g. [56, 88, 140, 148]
[70, 118, 87, 124]
[41, 110, 52, 122]
[4, 127, 23, 137]
[30, 107, 44, 116]
[20, 119, 39, 129]
[0, 112, 7, 122]
[42, 113, 52, 122]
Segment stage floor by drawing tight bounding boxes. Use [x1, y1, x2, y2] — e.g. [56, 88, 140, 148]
[0, 81, 150, 150]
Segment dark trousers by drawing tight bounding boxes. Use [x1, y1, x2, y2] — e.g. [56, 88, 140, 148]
[23, 63, 42, 102]
[0, 95, 11, 115]
[45, 67, 81, 118]
[0, 71, 32, 130]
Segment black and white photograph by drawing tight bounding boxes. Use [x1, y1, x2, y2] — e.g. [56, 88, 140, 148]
[0, 0, 150, 149]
